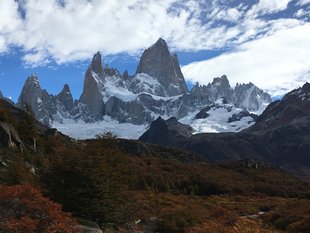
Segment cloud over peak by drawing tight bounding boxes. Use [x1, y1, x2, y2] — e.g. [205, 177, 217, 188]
[0, 0, 309, 96]
[0, 0, 307, 66]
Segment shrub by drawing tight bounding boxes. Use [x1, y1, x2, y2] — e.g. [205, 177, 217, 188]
[0, 184, 77, 233]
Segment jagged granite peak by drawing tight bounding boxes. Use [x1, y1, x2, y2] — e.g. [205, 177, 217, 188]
[123, 70, 129, 79]
[18, 74, 42, 109]
[90, 51, 105, 76]
[79, 52, 105, 119]
[13, 51, 272, 139]
[104, 64, 121, 77]
[18, 74, 52, 126]
[233, 82, 272, 113]
[135, 38, 188, 96]
[206, 75, 233, 102]
[56, 84, 74, 111]
[190, 82, 208, 97]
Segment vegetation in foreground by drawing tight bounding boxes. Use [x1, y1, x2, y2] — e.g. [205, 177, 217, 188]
[0, 101, 310, 232]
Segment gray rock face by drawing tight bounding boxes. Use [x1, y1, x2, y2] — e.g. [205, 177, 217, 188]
[135, 38, 188, 96]
[190, 82, 208, 97]
[105, 95, 154, 124]
[204, 76, 272, 113]
[206, 75, 233, 102]
[14, 39, 272, 137]
[0, 121, 22, 149]
[104, 92, 211, 125]
[56, 84, 74, 111]
[18, 75, 78, 125]
[123, 70, 129, 79]
[79, 52, 105, 119]
[233, 83, 272, 112]
[0, 90, 3, 99]
[228, 111, 258, 123]
[18, 74, 52, 126]
[104, 64, 121, 77]
[126, 73, 166, 96]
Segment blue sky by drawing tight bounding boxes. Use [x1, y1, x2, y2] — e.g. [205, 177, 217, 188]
[0, 0, 310, 102]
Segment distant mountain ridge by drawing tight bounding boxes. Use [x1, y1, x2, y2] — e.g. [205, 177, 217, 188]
[140, 82, 310, 181]
[14, 38, 271, 138]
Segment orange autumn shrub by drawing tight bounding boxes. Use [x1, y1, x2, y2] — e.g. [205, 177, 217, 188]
[0, 184, 77, 233]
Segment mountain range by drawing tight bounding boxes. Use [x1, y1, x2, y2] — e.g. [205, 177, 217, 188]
[1, 38, 310, 233]
[140, 82, 310, 181]
[5, 38, 271, 139]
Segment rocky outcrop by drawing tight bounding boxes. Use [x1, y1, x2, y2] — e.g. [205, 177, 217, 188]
[205, 75, 233, 102]
[228, 111, 258, 123]
[105, 96, 154, 124]
[190, 82, 208, 97]
[56, 84, 74, 112]
[104, 92, 212, 125]
[250, 82, 310, 132]
[104, 64, 121, 77]
[123, 70, 129, 79]
[233, 83, 272, 112]
[135, 38, 188, 96]
[139, 117, 194, 146]
[18, 74, 53, 126]
[203, 77, 272, 113]
[79, 52, 105, 119]
[0, 121, 22, 149]
[0, 90, 3, 99]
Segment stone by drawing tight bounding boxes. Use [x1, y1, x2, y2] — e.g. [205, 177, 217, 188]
[79, 52, 105, 119]
[135, 38, 188, 96]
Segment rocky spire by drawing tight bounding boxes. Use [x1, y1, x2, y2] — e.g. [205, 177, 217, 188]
[135, 38, 188, 96]
[233, 82, 272, 112]
[18, 74, 42, 110]
[79, 52, 105, 119]
[18, 74, 52, 126]
[190, 82, 208, 97]
[56, 84, 74, 111]
[123, 70, 129, 79]
[90, 51, 104, 77]
[206, 75, 233, 102]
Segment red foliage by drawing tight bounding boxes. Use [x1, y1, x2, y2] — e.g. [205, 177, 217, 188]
[0, 184, 77, 233]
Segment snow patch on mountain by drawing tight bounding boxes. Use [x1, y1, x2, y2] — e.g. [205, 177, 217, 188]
[53, 116, 148, 140]
[179, 99, 256, 134]
[103, 76, 136, 102]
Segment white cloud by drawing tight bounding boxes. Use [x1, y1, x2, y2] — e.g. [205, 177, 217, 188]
[0, 0, 22, 52]
[13, 0, 192, 64]
[299, 0, 310, 5]
[0, 0, 308, 72]
[294, 9, 310, 18]
[253, 0, 293, 13]
[182, 23, 310, 97]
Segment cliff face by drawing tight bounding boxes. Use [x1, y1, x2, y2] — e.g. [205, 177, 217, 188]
[16, 38, 271, 138]
[79, 52, 105, 119]
[136, 38, 188, 96]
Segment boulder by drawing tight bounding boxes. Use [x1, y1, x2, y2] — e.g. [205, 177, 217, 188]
[0, 121, 22, 150]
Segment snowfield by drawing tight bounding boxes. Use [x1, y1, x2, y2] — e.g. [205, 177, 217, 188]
[53, 116, 148, 140]
[180, 99, 256, 134]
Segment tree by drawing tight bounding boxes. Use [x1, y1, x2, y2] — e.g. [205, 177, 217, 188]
[95, 131, 117, 140]
[0, 104, 14, 124]
[0, 184, 77, 233]
[17, 105, 37, 140]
